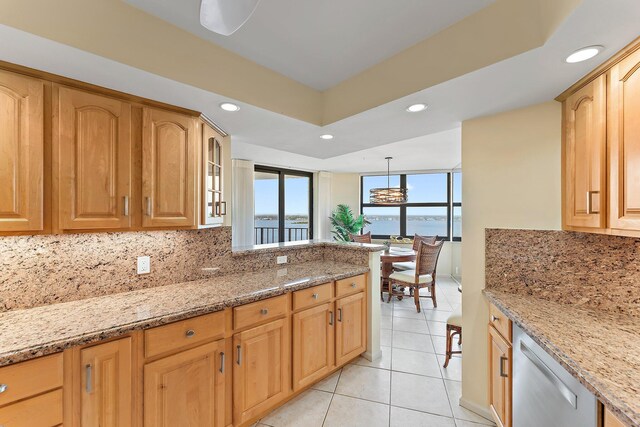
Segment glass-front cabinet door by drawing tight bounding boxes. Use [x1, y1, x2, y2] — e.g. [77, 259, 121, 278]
[202, 120, 225, 226]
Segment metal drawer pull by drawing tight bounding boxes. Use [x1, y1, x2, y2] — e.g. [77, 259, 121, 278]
[85, 364, 92, 393]
[337, 308, 342, 322]
[236, 345, 242, 365]
[219, 352, 225, 373]
[499, 356, 508, 378]
[351, 283, 357, 288]
[491, 315, 499, 322]
[185, 329, 195, 338]
[145, 197, 152, 216]
[329, 311, 334, 326]
[586, 190, 600, 214]
[260, 308, 268, 315]
[520, 341, 577, 408]
[123, 196, 129, 216]
[312, 293, 319, 299]
[0, 384, 7, 393]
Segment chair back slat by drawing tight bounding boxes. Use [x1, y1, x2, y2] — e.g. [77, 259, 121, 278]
[350, 232, 372, 244]
[415, 240, 444, 277]
[412, 234, 437, 251]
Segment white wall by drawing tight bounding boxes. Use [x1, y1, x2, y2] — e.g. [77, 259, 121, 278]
[331, 173, 361, 214]
[460, 101, 562, 413]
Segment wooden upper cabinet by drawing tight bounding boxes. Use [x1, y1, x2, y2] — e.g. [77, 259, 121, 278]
[55, 85, 132, 230]
[80, 338, 133, 427]
[142, 107, 196, 228]
[233, 318, 290, 425]
[201, 120, 225, 226]
[563, 75, 607, 229]
[335, 291, 366, 367]
[0, 70, 44, 233]
[488, 325, 512, 427]
[144, 340, 226, 427]
[292, 302, 334, 391]
[608, 48, 640, 231]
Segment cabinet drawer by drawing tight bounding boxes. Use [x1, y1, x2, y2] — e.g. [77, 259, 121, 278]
[489, 303, 512, 342]
[0, 353, 63, 407]
[234, 294, 288, 331]
[0, 389, 63, 426]
[145, 311, 225, 359]
[293, 283, 332, 311]
[335, 274, 366, 297]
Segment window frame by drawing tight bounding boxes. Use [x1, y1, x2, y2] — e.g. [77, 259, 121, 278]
[360, 172, 453, 241]
[452, 171, 462, 242]
[254, 165, 314, 244]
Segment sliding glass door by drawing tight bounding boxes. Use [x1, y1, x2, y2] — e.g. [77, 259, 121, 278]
[254, 166, 313, 244]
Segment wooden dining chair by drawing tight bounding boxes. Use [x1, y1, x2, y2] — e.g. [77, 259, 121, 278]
[443, 308, 462, 368]
[388, 240, 444, 312]
[349, 232, 372, 244]
[392, 234, 437, 271]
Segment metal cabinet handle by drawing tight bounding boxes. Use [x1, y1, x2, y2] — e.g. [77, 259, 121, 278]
[123, 196, 129, 216]
[0, 384, 7, 393]
[499, 356, 508, 378]
[220, 201, 227, 216]
[185, 329, 195, 338]
[329, 311, 334, 326]
[586, 190, 600, 214]
[312, 293, 319, 300]
[85, 364, 92, 393]
[236, 345, 242, 365]
[520, 340, 577, 408]
[337, 308, 342, 322]
[145, 197, 152, 216]
[219, 352, 225, 373]
[260, 308, 268, 315]
[351, 283, 357, 288]
[491, 315, 499, 322]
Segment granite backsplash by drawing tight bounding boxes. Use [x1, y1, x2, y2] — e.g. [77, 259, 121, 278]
[485, 229, 640, 316]
[0, 227, 368, 312]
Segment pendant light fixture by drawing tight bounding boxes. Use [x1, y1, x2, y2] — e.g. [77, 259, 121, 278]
[369, 157, 408, 205]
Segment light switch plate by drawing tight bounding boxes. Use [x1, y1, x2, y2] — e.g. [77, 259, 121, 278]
[137, 256, 151, 274]
[277, 255, 287, 264]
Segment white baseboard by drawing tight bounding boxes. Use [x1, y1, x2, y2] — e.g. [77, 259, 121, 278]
[362, 350, 381, 362]
[458, 396, 495, 423]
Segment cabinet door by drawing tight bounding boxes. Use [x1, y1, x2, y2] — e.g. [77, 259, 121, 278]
[201, 122, 225, 226]
[563, 75, 607, 229]
[292, 302, 334, 391]
[0, 70, 44, 232]
[142, 108, 196, 228]
[233, 318, 290, 425]
[144, 340, 226, 427]
[609, 48, 640, 231]
[80, 337, 132, 427]
[55, 86, 132, 230]
[335, 292, 366, 366]
[488, 325, 511, 427]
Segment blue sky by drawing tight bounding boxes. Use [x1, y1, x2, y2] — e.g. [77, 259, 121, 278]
[255, 174, 310, 215]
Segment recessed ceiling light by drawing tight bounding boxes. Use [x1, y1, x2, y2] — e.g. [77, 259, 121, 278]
[320, 134, 334, 140]
[220, 102, 240, 112]
[565, 46, 603, 63]
[406, 103, 428, 113]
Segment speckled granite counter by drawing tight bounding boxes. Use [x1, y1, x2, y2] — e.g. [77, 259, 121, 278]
[0, 260, 368, 367]
[485, 289, 640, 427]
[231, 239, 386, 256]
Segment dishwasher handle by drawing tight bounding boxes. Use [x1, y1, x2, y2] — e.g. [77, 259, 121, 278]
[520, 340, 577, 409]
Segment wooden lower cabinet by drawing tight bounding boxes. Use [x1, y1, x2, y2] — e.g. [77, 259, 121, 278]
[0, 389, 63, 427]
[233, 318, 291, 425]
[144, 339, 226, 427]
[292, 302, 334, 391]
[488, 325, 512, 427]
[335, 292, 366, 366]
[604, 407, 626, 427]
[79, 337, 133, 427]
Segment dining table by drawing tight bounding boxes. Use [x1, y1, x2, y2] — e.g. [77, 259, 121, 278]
[380, 246, 417, 299]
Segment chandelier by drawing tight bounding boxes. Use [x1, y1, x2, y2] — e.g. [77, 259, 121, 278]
[369, 157, 408, 205]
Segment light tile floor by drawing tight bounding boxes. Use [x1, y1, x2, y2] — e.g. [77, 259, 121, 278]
[256, 276, 495, 427]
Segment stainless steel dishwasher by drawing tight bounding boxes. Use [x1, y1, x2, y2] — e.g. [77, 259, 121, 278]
[513, 324, 598, 427]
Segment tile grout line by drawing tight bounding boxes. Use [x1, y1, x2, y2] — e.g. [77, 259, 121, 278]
[321, 368, 343, 427]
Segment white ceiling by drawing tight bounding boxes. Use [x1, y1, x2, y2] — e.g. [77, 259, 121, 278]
[1, 0, 639, 172]
[123, 0, 494, 90]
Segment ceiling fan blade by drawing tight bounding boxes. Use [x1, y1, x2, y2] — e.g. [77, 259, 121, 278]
[200, 0, 261, 36]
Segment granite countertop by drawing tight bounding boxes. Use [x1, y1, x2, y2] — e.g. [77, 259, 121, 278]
[0, 261, 369, 367]
[485, 289, 640, 427]
[231, 239, 386, 256]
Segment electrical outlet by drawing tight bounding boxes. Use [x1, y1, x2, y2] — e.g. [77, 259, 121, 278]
[137, 256, 151, 275]
[277, 255, 287, 264]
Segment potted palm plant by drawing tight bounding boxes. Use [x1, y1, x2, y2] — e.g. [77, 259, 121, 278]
[329, 204, 370, 242]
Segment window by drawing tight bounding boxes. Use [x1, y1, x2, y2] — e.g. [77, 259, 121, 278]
[360, 172, 459, 241]
[254, 166, 313, 244]
[452, 171, 462, 241]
